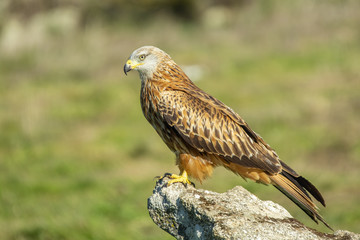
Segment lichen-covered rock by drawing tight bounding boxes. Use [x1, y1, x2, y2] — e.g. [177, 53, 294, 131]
[148, 176, 360, 240]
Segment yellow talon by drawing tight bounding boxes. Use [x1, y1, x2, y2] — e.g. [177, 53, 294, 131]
[167, 171, 193, 186]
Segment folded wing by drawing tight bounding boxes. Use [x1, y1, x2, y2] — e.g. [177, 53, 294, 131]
[159, 89, 282, 174]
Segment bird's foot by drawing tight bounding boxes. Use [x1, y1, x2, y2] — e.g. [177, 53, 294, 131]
[155, 172, 195, 187]
[167, 171, 195, 187]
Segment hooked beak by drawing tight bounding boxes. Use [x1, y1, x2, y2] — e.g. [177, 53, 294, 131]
[124, 60, 132, 75]
[124, 59, 144, 75]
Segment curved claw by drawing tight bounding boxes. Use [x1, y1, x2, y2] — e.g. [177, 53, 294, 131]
[154, 173, 172, 180]
[167, 171, 195, 187]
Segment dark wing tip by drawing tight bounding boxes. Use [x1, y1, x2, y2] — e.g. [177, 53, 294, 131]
[297, 176, 326, 207]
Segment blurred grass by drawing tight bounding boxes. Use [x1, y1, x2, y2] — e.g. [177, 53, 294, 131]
[1, 1, 360, 239]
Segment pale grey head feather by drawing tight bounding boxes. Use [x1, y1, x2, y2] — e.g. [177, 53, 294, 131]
[128, 46, 171, 81]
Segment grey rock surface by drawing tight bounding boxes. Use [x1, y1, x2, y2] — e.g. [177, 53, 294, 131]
[148, 176, 359, 240]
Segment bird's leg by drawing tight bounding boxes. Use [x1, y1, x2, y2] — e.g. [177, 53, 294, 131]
[167, 170, 194, 186]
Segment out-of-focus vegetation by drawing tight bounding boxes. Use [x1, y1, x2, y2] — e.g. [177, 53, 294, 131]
[0, 0, 359, 239]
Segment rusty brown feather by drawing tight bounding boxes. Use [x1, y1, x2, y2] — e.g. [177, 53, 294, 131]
[124, 46, 332, 230]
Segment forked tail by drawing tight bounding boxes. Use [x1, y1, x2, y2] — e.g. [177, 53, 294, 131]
[269, 163, 333, 230]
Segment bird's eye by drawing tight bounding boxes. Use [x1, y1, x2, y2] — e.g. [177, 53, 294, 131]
[139, 54, 146, 61]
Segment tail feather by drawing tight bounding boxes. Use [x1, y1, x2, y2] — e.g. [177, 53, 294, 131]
[270, 172, 333, 231]
[280, 171, 312, 200]
[278, 160, 325, 207]
[296, 175, 325, 207]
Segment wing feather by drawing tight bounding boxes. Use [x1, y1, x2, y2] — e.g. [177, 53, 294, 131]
[160, 90, 282, 174]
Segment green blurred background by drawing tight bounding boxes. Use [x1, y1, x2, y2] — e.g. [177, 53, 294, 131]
[1, 0, 359, 239]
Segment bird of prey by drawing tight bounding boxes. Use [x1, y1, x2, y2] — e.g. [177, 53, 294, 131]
[124, 46, 332, 230]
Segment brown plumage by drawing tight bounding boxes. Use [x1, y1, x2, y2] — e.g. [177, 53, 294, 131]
[124, 46, 332, 230]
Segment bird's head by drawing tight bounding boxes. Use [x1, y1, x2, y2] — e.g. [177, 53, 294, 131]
[124, 46, 171, 79]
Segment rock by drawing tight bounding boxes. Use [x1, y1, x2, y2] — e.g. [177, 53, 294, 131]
[147, 176, 360, 240]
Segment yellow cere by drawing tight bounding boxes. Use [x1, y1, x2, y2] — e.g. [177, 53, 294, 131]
[127, 59, 144, 69]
